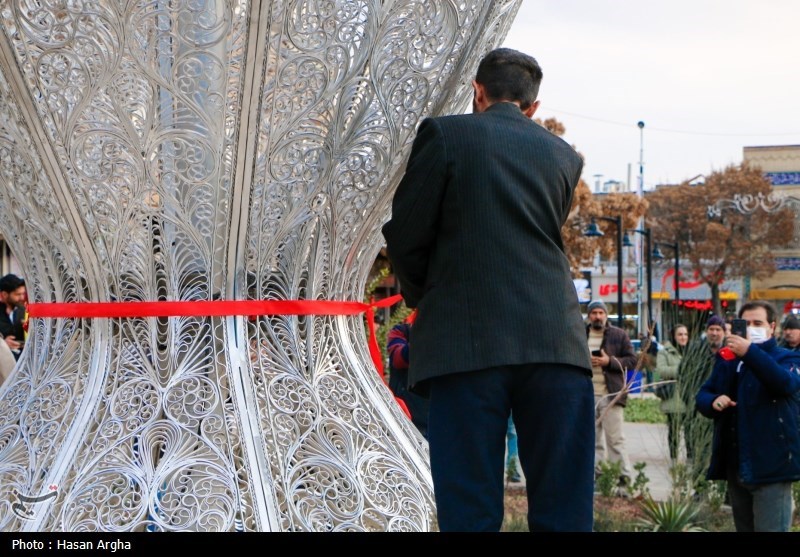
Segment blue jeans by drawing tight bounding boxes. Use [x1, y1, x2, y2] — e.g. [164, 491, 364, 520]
[727, 471, 794, 532]
[506, 416, 519, 470]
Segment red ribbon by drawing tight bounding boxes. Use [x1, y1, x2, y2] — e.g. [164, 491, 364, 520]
[27, 295, 412, 419]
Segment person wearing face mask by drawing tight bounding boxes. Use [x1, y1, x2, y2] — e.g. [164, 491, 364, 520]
[696, 300, 800, 531]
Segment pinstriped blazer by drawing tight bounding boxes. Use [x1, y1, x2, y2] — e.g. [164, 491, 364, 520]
[382, 101, 592, 386]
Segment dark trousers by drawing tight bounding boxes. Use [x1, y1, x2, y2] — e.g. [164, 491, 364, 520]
[427, 363, 595, 532]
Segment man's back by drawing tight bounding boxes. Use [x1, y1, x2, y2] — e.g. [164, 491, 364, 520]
[385, 101, 589, 384]
[382, 47, 596, 532]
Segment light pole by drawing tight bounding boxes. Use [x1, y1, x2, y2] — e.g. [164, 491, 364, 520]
[653, 241, 680, 305]
[584, 216, 624, 328]
[635, 121, 646, 337]
[625, 228, 653, 335]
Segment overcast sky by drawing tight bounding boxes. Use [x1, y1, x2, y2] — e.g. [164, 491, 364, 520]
[501, 0, 800, 190]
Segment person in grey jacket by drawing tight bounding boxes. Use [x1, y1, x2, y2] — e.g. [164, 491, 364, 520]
[696, 300, 800, 531]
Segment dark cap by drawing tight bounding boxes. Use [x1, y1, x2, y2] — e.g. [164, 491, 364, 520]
[0, 274, 24, 293]
[706, 315, 725, 329]
[784, 315, 800, 330]
[587, 300, 608, 313]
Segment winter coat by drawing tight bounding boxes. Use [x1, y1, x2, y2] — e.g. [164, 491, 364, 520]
[655, 343, 686, 414]
[586, 323, 637, 406]
[696, 337, 800, 484]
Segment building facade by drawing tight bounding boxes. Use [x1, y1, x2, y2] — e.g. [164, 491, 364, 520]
[743, 145, 800, 320]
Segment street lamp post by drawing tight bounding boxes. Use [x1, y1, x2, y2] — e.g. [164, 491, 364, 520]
[625, 228, 653, 335]
[584, 216, 624, 328]
[653, 241, 680, 305]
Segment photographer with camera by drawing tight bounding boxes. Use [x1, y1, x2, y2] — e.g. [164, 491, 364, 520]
[696, 300, 800, 531]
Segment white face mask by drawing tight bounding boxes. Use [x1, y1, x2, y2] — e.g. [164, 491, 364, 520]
[747, 327, 770, 344]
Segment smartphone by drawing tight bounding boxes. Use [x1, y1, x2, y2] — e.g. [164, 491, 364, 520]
[591, 349, 602, 357]
[731, 318, 747, 338]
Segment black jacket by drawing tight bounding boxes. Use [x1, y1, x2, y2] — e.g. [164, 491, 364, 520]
[383, 102, 590, 385]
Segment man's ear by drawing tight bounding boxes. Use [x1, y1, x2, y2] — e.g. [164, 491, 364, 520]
[522, 99, 540, 119]
[472, 80, 489, 113]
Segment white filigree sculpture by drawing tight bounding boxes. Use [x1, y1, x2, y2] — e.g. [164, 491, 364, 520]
[0, 0, 521, 531]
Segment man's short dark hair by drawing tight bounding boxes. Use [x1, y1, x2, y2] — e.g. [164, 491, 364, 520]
[739, 300, 777, 324]
[475, 48, 542, 110]
[0, 274, 24, 294]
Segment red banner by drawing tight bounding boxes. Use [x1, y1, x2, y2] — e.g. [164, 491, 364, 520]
[28, 295, 411, 418]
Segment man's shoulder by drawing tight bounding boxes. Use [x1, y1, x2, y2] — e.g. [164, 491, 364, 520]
[604, 325, 631, 341]
[771, 342, 800, 363]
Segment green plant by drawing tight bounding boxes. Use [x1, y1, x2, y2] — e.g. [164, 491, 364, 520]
[673, 336, 716, 488]
[630, 462, 650, 499]
[501, 514, 528, 532]
[702, 480, 727, 513]
[635, 497, 706, 532]
[506, 458, 519, 484]
[668, 461, 694, 501]
[595, 460, 623, 497]
[623, 397, 666, 424]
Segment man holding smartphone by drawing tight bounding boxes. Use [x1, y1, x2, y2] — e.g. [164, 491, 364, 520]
[697, 300, 800, 531]
[730, 317, 748, 339]
[585, 299, 637, 489]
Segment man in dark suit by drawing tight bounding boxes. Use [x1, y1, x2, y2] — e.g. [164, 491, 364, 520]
[382, 48, 593, 532]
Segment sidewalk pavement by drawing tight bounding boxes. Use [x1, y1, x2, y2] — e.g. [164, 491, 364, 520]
[507, 420, 674, 501]
[623, 421, 672, 501]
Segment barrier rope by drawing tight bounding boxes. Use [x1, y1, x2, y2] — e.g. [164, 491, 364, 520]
[27, 294, 411, 418]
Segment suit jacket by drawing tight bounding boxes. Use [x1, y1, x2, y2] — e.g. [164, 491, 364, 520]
[382, 102, 591, 386]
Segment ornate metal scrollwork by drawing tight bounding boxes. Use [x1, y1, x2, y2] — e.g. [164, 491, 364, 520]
[0, 1, 522, 531]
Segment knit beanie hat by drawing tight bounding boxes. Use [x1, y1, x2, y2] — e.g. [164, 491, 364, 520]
[587, 300, 608, 313]
[706, 315, 725, 329]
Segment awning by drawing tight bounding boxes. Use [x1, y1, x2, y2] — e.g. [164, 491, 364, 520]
[750, 288, 800, 300]
[652, 291, 738, 300]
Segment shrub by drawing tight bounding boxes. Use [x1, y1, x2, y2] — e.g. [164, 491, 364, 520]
[624, 397, 666, 424]
[630, 462, 651, 499]
[596, 460, 623, 497]
[636, 497, 705, 532]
